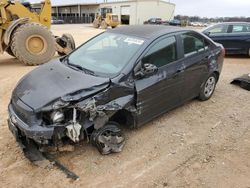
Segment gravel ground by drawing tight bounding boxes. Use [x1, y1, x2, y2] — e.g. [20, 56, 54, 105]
[0, 24, 250, 188]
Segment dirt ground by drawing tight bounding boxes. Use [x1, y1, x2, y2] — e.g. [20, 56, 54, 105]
[0, 24, 250, 188]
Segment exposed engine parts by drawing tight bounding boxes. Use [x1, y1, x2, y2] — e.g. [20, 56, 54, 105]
[66, 108, 82, 142]
[45, 96, 129, 154]
[66, 123, 82, 143]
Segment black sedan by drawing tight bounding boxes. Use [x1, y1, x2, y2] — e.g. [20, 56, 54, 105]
[144, 18, 164, 25]
[169, 19, 181, 26]
[51, 17, 65, 24]
[8, 25, 224, 161]
[202, 22, 250, 56]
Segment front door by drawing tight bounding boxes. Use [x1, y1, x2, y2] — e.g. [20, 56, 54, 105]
[207, 24, 230, 49]
[135, 36, 185, 126]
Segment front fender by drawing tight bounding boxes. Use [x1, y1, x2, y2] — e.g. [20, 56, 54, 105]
[3, 17, 29, 45]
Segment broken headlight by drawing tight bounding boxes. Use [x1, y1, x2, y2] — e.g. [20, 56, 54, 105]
[51, 110, 64, 123]
[52, 100, 70, 110]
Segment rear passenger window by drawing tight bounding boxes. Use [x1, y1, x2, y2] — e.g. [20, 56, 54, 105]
[181, 33, 205, 56]
[247, 25, 250, 32]
[142, 36, 177, 68]
[232, 25, 250, 33]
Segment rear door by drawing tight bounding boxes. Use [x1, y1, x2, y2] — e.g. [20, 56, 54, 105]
[180, 32, 210, 101]
[135, 35, 185, 126]
[226, 24, 250, 54]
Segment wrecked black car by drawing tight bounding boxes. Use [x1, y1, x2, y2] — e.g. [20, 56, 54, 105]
[8, 25, 224, 160]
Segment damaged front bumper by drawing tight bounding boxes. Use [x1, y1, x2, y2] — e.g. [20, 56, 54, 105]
[8, 117, 50, 162]
[8, 104, 54, 144]
[8, 118, 80, 180]
[8, 104, 55, 161]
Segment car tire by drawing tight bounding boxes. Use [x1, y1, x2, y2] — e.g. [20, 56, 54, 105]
[199, 73, 217, 101]
[90, 122, 125, 155]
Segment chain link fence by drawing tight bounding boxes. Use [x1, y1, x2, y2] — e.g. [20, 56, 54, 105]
[54, 16, 94, 24]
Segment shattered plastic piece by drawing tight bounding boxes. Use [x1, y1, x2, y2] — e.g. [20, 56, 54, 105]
[76, 98, 98, 121]
[66, 123, 82, 142]
[44, 153, 80, 181]
[231, 74, 250, 91]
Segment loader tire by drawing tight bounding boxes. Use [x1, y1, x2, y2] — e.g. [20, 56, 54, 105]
[93, 19, 100, 28]
[5, 46, 15, 57]
[11, 23, 56, 66]
[57, 33, 76, 56]
[100, 21, 108, 29]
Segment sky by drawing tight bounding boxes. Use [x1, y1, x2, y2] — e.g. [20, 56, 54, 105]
[171, 0, 250, 17]
[29, 0, 250, 17]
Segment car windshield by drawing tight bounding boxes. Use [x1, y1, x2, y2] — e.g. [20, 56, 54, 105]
[67, 32, 145, 77]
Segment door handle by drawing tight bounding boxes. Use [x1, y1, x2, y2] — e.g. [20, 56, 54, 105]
[173, 69, 184, 78]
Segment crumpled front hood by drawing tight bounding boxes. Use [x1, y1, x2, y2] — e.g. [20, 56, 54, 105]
[13, 60, 110, 111]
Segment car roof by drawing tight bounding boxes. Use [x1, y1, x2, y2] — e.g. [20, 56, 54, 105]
[211, 22, 250, 26]
[107, 25, 188, 39]
[220, 22, 250, 24]
[203, 22, 250, 31]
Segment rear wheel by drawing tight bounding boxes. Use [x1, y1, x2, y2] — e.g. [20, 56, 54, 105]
[199, 73, 217, 101]
[91, 122, 125, 155]
[11, 23, 56, 66]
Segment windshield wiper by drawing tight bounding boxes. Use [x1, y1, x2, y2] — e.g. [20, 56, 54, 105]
[64, 57, 96, 76]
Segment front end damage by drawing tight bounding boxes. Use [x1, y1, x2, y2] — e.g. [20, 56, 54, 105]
[8, 86, 136, 160]
[8, 88, 135, 178]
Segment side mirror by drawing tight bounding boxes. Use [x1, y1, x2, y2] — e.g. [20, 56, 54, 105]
[204, 31, 211, 36]
[135, 63, 158, 78]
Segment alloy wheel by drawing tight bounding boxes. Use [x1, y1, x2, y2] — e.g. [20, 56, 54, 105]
[204, 76, 216, 98]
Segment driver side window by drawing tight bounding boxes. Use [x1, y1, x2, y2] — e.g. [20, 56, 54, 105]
[208, 25, 228, 34]
[141, 36, 177, 68]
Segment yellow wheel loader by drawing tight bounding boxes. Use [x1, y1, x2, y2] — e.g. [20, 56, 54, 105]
[93, 8, 120, 29]
[0, 0, 75, 65]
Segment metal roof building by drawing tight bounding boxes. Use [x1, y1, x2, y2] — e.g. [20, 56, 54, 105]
[33, 0, 175, 24]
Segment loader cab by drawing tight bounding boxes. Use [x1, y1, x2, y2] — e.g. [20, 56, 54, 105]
[21, 2, 32, 11]
[101, 8, 112, 18]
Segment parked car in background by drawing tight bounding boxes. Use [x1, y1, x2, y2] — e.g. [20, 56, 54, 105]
[202, 22, 250, 56]
[191, 22, 208, 27]
[144, 18, 168, 25]
[51, 17, 64, 24]
[8, 25, 224, 160]
[169, 19, 181, 26]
